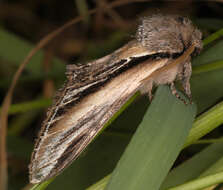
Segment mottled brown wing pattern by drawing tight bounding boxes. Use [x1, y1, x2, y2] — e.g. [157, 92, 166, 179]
[29, 55, 170, 183]
[29, 14, 202, 184]
[35, 40, 172, 144]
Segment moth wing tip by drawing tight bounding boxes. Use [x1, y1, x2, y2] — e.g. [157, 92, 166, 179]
[30, 178, 42, 184]
[28, 162, 49, 184]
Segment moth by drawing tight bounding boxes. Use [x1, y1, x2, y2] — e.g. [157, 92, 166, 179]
[29, 14, 202, 183]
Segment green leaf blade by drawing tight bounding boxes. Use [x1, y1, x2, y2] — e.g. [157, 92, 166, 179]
[161, 142, 223, 189]
[105, 86, 196, 190]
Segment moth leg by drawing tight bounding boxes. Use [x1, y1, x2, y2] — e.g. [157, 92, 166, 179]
[148, 89, 153, 102]
[182, 61, 192, 103]
[147, 82, 154, 102]
[170, 82, 187, 104]
[140, 81, 153, 102]
[146, 85, 153, 102]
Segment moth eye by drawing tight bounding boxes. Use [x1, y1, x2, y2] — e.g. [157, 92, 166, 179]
[176, 16, 191, 26]
[177, 16, 185, 24]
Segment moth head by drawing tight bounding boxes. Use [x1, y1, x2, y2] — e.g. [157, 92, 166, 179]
[136, 14, 202, 55]
[175, 16, 203, 55]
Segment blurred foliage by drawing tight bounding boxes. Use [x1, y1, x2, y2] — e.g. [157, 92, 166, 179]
[1, 1, 223, 190]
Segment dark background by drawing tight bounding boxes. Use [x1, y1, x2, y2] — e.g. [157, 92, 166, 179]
[1, 1, 223, 189]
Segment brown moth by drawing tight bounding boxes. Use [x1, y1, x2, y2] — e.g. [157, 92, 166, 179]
[29, 14, 202, 183]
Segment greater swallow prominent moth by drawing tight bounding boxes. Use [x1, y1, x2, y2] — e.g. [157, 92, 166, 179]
[29, 14, 202, 183]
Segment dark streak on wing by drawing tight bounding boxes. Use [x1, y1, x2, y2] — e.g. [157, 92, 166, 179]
[42, 50, 183, 132]
[32, 45, 183, 161]
[39, 105, 111, 180]
[32, 46, 173, 180]
[30, 14, 203, 183]
[32, 45, 184, 165]
[61, 55, 173, 105]
[51, 133, 88, 176]
[54, 134, 87, 168]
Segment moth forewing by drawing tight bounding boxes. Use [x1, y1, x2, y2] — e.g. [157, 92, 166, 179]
[29, 14, 202, 184]
[141, 44, 196, 85]
[29, 57, 169, 183]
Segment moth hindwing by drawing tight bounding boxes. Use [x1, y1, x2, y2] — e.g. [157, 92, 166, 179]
[29, 14, 202, 184]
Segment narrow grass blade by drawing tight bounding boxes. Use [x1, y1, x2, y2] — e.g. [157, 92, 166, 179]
[86, 175, 110, 190]
[0, 98, 51, 115]
[167, 171, 223, 190]
[203, 28, 223, 46]
[184, 101, 223, 148]
[29, 178, 54, 190]
[200, 155, 223, 178]
[192, 60, 223, 75]
[0, 28, 65, 75]
[192, 40, 223, 66]
[161, 142, 223, 189]
[105, 86, 196, 190]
